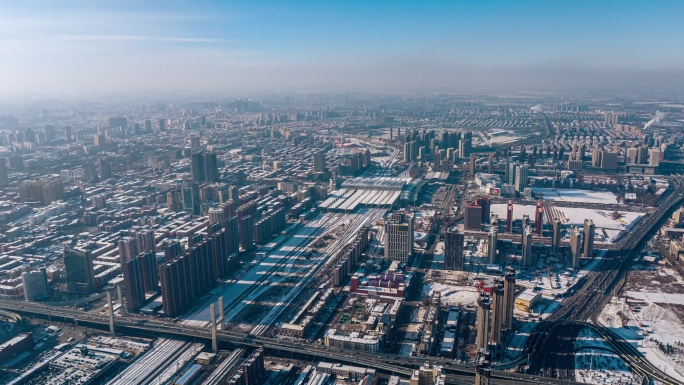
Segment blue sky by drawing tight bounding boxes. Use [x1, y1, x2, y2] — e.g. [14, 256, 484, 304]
[1, 1, 683, 96]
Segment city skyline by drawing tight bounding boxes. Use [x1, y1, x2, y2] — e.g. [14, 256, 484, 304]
[2, 0, 684, 98]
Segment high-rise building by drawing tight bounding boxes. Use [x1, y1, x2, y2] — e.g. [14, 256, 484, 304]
[136, 228, 156, 253]
[600, 151, 618, 170]
[99, 158, 113, 180]
[121, 258, 145, 311]
[0, 160, 7, 185]
[225, 216, 239, 256]
[506, 199, 514, 233]
[535, 201, 544, 235]
[552, 219, 562, 254]
[64, 248, 96, 294]
[229, 185, 240, 204]
[522, 226, 533, 267]
[570, 226, 582, 269]
[488, 228, 498, 264]
[476, 296, 490, 349]
[118, 237, 138, 262]
[204, 153, 219, 183]
[505, 162, 516, 185]
[490, 281, 504, 346]
[444, 231, 464, 270]
[313, 153, 327, 173]
[384, 211, 414, 262]
[514, 164, 528, 193]
[182, 182, 201, 215]
[162, 239, 182, 261]
[464, 202, 483, 231]
[191, 152, 206, 182]
[22, 268, 49, 301]
[583, 219, 595, 258]
[137, 250, 159, 292]
[239, 215, 254, 252]
[158, 119, 166, 131]
[208, 206, 225, 225]
[502, 267, 515, 329]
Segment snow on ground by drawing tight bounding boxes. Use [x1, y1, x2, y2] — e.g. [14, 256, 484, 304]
[503, 320, 538, 360]
[532, 188, 620, 205]
[573, 327, 641, 385]
[423, 282, 480, 307]
[490, 204, 644, 243]
[597, 263, 684, 383]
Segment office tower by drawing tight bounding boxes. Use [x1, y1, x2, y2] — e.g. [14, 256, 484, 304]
[464, 202, 483, 231]
[384, 211, 414, 262]
[506, 199, 514, 233]
[470, 153, 477, 174]
[502, 267, 515, 329]
[239, 215, 254, 251]
[22, 268, 49, 301]
[118, 236, 138, 262]
[535, 201, 544, 235]
[522, 226, 533, 267]
[0, 160, 7, 185]
[121, 258, 145, 311]
[158, 119, 166, 131]
[191, 152, 206, 182]
[476, 296, 490, 349]
[144, 119, 152, 132]
[637, 146, 649, 164]
[137, 250, 159, 292]
[552, 219, 562, 253]
[583, 219, 595, 258]
[487, 153, 494, 174]
[204, 152, 219, 183]
[479, 197, 491, 224]
[488, 228, 498, 264]
[182, 182, 201, 215]
[490, 281, 504, 346]
[225, 216, 239, 255]
[313, 153, 326, 172]
[570, 226, 582, 269]
[136, 228, 156, 253]
[444, 230, 464, 270]
[64, 248, 96, 294]
[514, 164, 528, 192]
[99, 158, 113, 180]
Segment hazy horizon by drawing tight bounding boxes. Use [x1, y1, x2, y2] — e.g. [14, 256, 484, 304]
[2, 0, 684, 99]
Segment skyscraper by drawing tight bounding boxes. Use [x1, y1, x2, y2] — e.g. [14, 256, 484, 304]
[384, 211, 414, 262]
[521, 226, 533, 267]
[239, 215, 254, 252]
[583, 219, 595, 258]
[118, 236, 138, 262]
[535, 201, 544, 235]
[204, 152, 219, 183]
[490, 281, 504, 346]
[182, 182, 201, 215]
[0, 160, 7, 186]
[64, 248, 96, 294]
[514, 164, 528, 193]
[476, 296, 490, 349]
[444, 230, 464, 270]
[313, 153, 327, 173]
[99, 158, 113, 180]
[502, 267, 515, 329]
[552, 219, 562, 254]
[570, 226, 582, 269]
[464, 202, 483, 231]
[191, 152, 206, 182]
[22, 268, 49, 301]
[488, 228, 498, 264]
[137, 250, 159, 292]
[121, 258, 145, 311]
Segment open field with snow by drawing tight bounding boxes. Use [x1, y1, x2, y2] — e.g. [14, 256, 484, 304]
[531, 188, 620, 205]
[491, 203, 644, 243]
[573, 327, 640, 384]
[597, 263, 684, 383]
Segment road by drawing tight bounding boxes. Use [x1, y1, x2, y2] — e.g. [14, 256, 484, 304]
[524, 175, 684, 384]
[0, 298, 588, 385]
